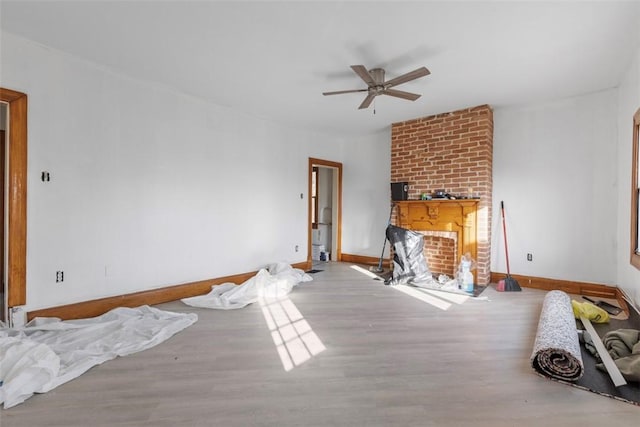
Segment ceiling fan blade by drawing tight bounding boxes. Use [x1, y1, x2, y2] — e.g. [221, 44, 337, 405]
[382, 89, 421, 101]
[351, 65, 375, 86]
[358, 93, 376, 110]
[384, 67, 430, 88]
[323, 89, 368, 96]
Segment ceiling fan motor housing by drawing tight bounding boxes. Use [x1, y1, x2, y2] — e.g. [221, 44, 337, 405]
[369, 68, 385, 85]
[369, 68, 386, 94]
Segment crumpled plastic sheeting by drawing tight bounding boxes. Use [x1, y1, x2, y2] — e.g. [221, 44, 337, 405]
[0, 338, 60, 409]
[0, 305, 197, 409]
[181, 262, 313, 310]
[386, 225, 433, 286]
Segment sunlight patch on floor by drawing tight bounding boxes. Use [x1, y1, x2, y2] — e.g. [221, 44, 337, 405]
[349, 264, 473, 309]
[349, 264, 381, 279]
[421, 288, 470, 304]
[392, 284, 452, 310]
[259, 296, 326, 372]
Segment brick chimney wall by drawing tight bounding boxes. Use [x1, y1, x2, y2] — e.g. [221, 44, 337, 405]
[390, 105, 493, 285]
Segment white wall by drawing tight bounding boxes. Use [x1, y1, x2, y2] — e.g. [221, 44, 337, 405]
[492, 90, 618, 285]
[0, 32, 389, 311]
[341, 129, 392, 257]
[616, 46, 640, 306]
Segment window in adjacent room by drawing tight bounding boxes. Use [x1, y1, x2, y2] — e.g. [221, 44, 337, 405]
[631, 107, 640, 270]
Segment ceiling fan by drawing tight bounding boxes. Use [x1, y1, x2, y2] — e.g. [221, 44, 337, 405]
[323, 65, 430, 110]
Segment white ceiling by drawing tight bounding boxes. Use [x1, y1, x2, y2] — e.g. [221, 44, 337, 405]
[2, 1, 639, 135]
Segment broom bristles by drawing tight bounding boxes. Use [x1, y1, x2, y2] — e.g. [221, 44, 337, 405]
[497, 276, 522, 292]
[504, 276, 522, 292]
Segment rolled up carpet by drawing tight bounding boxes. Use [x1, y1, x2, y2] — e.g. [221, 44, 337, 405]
[531, 290, 584, 381]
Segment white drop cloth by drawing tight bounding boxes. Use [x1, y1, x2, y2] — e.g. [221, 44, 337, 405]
[0, 305, 197, 409]
[181, 262, 312, 310]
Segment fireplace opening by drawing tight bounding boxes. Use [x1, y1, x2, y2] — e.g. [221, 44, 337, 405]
[421, 231, 458, 277]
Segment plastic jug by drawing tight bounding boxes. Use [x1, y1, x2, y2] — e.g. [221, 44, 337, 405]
[461, 260, 474, 293]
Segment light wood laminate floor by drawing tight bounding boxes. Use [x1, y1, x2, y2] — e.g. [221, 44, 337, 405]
[1, 262, 638, 426]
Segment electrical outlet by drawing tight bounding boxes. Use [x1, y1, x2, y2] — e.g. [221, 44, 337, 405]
[295, 245, 299, 252]
[527, 253, 533, 261]
[56, 271, 64, 282]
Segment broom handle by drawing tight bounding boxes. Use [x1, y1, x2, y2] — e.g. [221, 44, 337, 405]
[501, 201, 512, 275]
[377, 203, 395, 269]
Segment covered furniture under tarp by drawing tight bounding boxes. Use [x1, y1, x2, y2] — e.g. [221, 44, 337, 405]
[385, 224, 432, 286]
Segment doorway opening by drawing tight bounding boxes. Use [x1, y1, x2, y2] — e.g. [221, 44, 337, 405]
[0, 87, 28, 325]
[308, 158, 342, 266]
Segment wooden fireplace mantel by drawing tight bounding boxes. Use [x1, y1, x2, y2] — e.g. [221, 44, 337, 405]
[395, 199, 479, 268]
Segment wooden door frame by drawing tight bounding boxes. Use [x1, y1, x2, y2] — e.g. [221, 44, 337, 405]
[308, 158, 342, 263]
[0, 88, 28, 308]
[1, 129, 5, 318]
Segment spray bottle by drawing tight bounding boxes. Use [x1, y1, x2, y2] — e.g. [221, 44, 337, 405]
[458, 253, 475, 293]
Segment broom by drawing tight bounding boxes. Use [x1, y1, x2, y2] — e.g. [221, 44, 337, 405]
[497, 201, 522, 292]
[369, 203, 395, 273]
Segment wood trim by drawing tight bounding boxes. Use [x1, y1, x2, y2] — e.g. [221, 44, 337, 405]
[0, 130, 5, 304]
[297, 259, 313, 272]
[615, 287, 634, 314]
[614, 290, 631, 317]
[27, 261, 311, 321]
[0, 88, 28, 307]
[308, 160, 312, 262]
[489, 271, 634, 314]
[308, 158, 342, 263]
[341, 253, 391, 268]
[630, 108, 640, 270]
[490, 272, 618, 298]
[311, 166, 318, 229]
